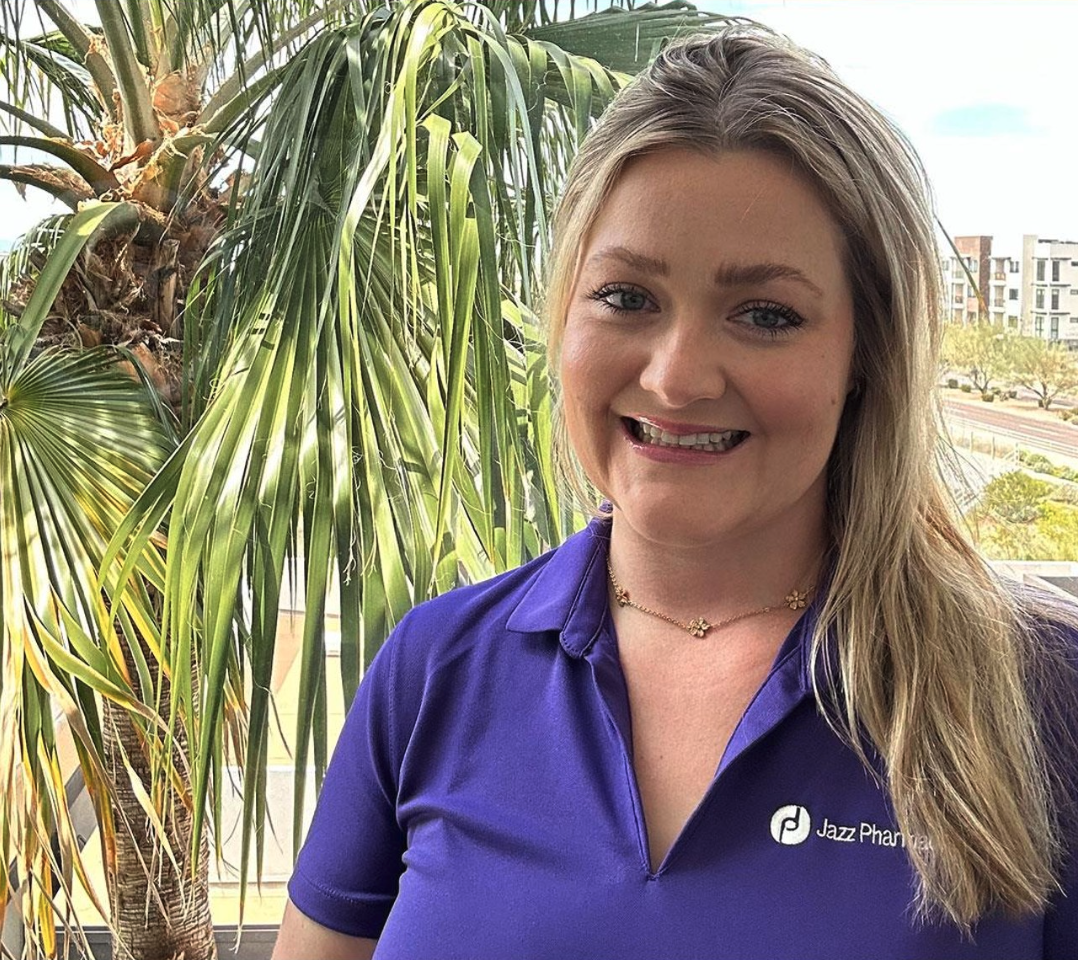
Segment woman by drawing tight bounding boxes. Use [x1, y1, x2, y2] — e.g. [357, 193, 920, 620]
[274, 26, 1078, 959]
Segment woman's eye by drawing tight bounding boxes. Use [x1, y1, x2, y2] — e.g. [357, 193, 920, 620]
[736, 301, 805, 336]
[588, 284, 654, 313]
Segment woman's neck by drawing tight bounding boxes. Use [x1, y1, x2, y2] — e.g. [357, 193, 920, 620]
[605, 509, 828, 623]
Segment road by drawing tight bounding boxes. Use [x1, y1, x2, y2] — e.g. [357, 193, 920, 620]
[942, 400, 1078, 460]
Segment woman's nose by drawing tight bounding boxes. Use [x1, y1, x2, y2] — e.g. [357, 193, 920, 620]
[637, 325, 727, 408]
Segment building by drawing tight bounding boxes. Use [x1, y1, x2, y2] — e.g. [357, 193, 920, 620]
[940, 235, 1021, 328]
[1020, 235, 1078, 348]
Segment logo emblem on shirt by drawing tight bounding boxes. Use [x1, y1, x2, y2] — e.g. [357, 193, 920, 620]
[770, 804, 811, 845]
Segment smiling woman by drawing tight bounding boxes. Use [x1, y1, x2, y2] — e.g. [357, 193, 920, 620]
[275, 24, 1078, 960]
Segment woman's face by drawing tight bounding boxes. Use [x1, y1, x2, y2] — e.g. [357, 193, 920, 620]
[559, 148, 856, 550]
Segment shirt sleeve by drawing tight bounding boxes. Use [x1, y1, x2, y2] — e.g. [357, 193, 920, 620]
[1043, 618, 1078, 958]
[287, 626, 410, 938]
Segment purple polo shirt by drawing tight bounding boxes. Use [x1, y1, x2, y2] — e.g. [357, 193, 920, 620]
[288, 519, 1078, 958]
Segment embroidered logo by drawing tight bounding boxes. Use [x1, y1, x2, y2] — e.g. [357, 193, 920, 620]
[770, 803, 933, 852]
[770, 804, 811, 845]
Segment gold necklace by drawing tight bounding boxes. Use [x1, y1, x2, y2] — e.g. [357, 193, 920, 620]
[606, 556, 810, 638]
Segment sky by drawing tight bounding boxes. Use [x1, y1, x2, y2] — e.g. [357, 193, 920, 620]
[708, 0, 1078, 256]
[2, 0, 1076, 257]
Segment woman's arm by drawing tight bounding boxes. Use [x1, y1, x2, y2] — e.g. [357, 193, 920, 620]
[272, 899, 378, 960]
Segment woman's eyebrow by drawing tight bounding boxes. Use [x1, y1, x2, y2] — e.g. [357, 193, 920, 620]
[585, 245, 669, 276]
[714, 262, 825, 298]
[585, 245, 824, 298]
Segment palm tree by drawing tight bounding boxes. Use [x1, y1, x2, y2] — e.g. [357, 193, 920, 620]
[0, 1, 730, 956]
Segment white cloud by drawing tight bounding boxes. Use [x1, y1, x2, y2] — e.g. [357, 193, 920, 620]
[705, 1, 1078, 251]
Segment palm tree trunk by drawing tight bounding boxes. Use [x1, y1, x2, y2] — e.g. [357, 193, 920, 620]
[102, 654, 216, 960]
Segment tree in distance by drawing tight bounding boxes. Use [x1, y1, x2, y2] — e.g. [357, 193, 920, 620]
[942, 320, 1014, 397]
[1010, 336, 1078, 409]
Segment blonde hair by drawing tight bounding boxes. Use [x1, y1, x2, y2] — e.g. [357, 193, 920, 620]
[545, 26, 1078, 929]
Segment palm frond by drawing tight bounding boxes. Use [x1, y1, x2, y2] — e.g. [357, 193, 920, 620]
[0, 98, 66, 138]
[0, 135, 120, 195]
[93, 0, 158, 145]
[32, 0, 119, 117]
[0, 213, 70, 332]
[0, 344, 174, 954]
[528, 1, 739, 73]
[0, 13, 109, 137]
[0, 162, 89, 209]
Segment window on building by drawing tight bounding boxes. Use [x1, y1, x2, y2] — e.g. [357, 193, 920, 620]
[1009, 289, 1018, 300]
[1035, 316, 1044, 337]
[1051, 317, 1060, 339]
[1036, 289, 1045, 309]
[1037, 260, 1046, 281]
[1010, 261, 1019, 273]
[1052, 289, 1060, 309]
[1053, 260, 1061, 282]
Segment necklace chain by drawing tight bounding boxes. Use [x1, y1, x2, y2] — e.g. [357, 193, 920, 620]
[606, 556, 810, 638]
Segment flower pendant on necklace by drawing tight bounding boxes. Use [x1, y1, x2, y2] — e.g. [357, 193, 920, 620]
[687, 617, 712, 638]
[785, 590, 808, 610]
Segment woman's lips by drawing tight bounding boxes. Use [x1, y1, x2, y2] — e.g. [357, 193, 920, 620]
[632, 415, 738, 436]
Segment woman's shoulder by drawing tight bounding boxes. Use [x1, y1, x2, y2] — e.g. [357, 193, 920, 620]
[1013, 582, 1078, 654]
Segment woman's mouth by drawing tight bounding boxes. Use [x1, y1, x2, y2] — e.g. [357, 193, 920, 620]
[624, 417, 750, 453]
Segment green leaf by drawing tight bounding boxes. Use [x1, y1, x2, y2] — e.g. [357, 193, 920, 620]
[0, 346, 173, 950]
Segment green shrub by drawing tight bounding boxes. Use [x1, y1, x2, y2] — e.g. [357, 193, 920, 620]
[982, 392, 995, 402]
[1034, 502, 1078, 559]
[946, 378, 959, 389]
[1018, 451, 1054, 472]
[979, 471, 1052, 524]
[960, 383, 973, 393]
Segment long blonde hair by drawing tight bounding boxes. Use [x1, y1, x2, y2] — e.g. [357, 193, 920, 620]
[544, 26, 1078, 929]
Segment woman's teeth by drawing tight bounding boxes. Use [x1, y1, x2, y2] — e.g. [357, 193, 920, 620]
[632, 419, 748, 452]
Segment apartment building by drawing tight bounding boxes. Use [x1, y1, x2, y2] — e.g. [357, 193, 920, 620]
[940, 235, 1022, 328]
[1021, 234, 1078, 348]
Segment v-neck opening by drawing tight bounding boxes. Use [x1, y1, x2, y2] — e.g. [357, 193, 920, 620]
[585, 605, 816, 879]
